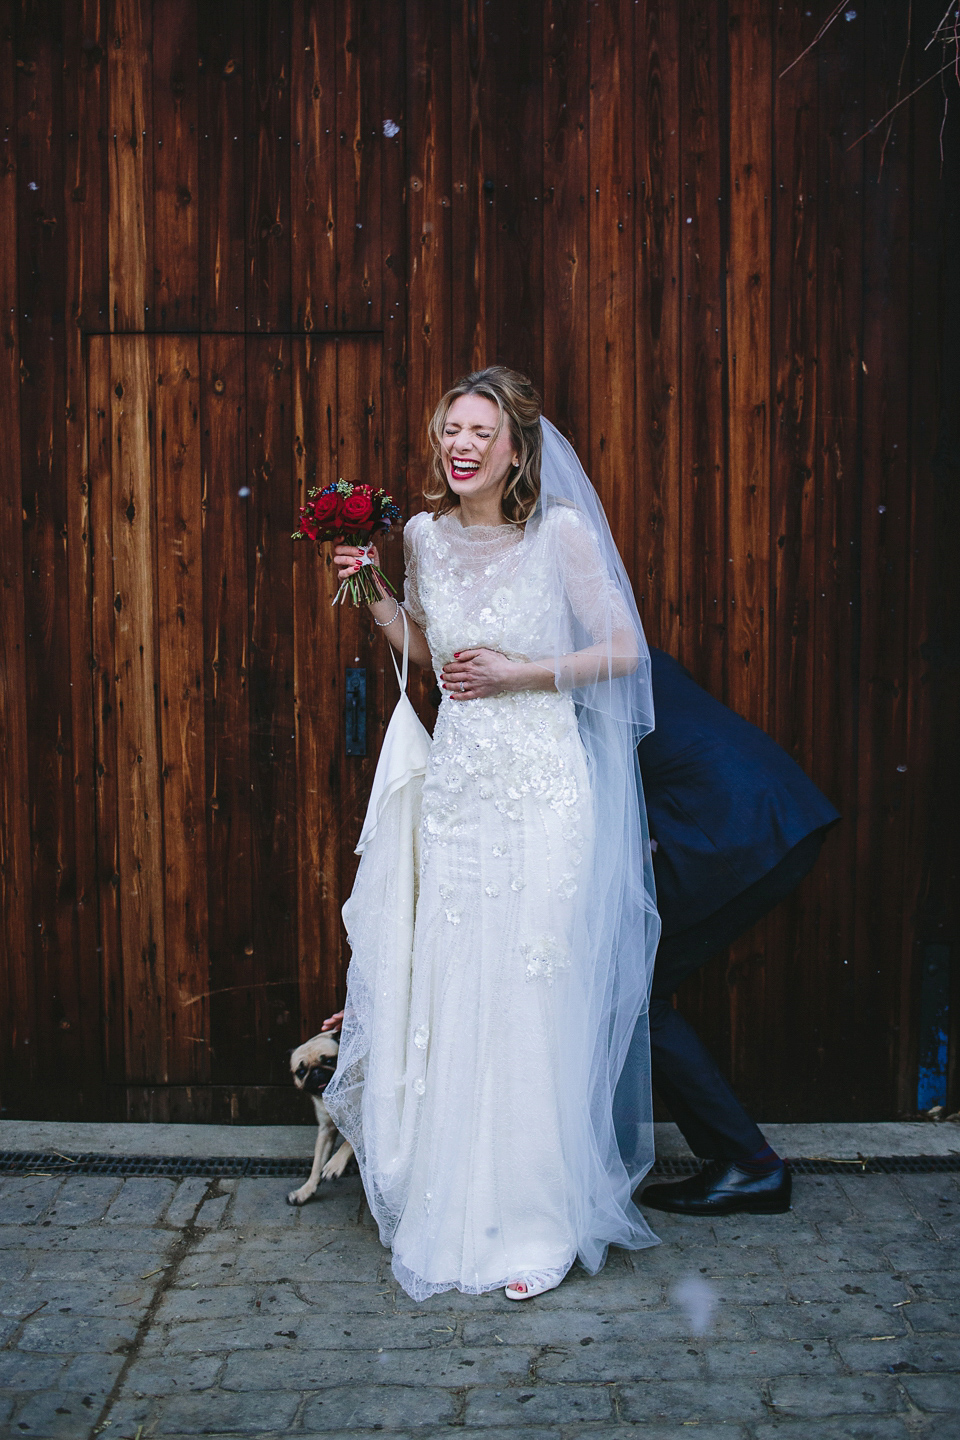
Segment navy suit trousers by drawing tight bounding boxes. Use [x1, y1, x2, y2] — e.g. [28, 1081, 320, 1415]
[643, 829, 825, 1161]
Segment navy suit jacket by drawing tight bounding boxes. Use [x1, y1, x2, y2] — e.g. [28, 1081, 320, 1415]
[638, 649, 840, 939]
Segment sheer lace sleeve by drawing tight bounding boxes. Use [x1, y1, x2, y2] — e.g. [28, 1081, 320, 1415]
[551, 507, 634, 644]
[402, 511, 429, 631]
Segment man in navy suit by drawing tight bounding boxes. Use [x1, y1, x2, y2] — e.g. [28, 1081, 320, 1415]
[628, 648, 840, 1215]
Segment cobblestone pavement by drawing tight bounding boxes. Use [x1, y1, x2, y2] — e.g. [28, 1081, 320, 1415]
[0, 1167, 958, 1439]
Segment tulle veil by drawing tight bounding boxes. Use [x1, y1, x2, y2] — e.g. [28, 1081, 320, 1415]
[524, 418, 661, 1264]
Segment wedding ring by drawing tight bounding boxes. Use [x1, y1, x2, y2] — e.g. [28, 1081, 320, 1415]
[459, 681, 465, 693]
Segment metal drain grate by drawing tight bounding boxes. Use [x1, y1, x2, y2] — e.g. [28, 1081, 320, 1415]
[1, 1150, 958, 1179]
[651, 1154, 960, 1177]
[0, 1152, 305, 1179]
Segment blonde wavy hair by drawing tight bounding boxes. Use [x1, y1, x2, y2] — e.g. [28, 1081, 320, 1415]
[424, 366, 543, 525]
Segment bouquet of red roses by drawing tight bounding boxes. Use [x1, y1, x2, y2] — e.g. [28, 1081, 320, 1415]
[292, 479, 403, 606]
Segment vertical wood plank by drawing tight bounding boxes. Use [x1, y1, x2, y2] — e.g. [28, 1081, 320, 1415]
[201, 334, 257, 1084]
[677, 0, 726, 697]
[852, 5, 914, 1114]
[198, 0, 245, 331]
[379, 0, 407, 515]
[811, 0, 864, 1114]
[671, 0, 732, 1079]
[634, 0, 681, 651]
[492, 0, 543, 384]
[88, 334, 125, 1083]
[898, 6, 960, 1113]
[0, 6, 35, 1095]
[110, 334, 167, 1082]
[244, 0, 291, 332]
[154, 334, 209, 1082]
[336, 0, 382, 330]
[152, 0, 199, 329]
[246, 336, 299, 1078]
[63, 0, 108, 1103]
[450, 0, 497, 375]
[18, 0, 86, 1090]
[721, 0, 773, 1104]
[770, 6, 818, 773]
[292, 336, 341, 1031]
[64, 0, 109, 334]
[588, 0, 636, 577]
[108, 0, 152, 331]
[542, 0, 589, 452]
[406, 0, 452, 479]
[725, 0, 771, 732]
[762, 2, 820, 1117]
[290, 0, 337, 332]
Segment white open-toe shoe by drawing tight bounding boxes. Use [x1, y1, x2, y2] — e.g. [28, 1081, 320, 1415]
[504, 1272, 563, 1301]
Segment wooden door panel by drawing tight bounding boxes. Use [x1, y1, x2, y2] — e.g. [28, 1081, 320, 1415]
[88, 331, 384, 1092]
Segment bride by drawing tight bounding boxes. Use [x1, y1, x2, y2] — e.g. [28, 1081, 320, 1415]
[324, 366, 661, 1302]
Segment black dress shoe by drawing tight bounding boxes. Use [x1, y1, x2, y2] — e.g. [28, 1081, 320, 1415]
[640, 1159, 792, 1216]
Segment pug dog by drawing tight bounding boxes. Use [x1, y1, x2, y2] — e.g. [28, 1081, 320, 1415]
[287, 1029, 354, 1205]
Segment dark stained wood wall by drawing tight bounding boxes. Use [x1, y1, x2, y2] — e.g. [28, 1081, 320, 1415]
[1, 0, 957, 1123]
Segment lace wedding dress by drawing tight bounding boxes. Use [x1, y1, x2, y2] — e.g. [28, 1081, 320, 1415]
[325, 504, 660, 1301]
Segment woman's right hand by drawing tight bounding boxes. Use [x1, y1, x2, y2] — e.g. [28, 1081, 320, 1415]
[333, 542, 381, 589]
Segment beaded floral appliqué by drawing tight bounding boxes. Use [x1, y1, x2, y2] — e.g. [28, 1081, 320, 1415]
[521, 936, 569, 985]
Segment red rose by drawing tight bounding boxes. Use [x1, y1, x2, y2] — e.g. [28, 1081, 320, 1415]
[341, 492, 374, 526]
[299, 511, 320, 541]
[310, 490, 341, 525]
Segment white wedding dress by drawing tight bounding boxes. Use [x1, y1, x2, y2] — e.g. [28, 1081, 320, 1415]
[325, 504, 660, 1301]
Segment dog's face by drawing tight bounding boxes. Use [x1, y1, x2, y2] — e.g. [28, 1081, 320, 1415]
[290, 1033, 340, 1096]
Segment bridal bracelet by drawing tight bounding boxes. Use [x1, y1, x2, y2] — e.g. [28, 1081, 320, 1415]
[373, 598, 401, 627]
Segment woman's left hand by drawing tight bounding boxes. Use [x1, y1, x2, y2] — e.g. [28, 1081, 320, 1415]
[441, 648, 522, 700]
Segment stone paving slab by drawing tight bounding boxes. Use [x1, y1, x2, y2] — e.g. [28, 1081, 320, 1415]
[0, 1166, 957, 1437]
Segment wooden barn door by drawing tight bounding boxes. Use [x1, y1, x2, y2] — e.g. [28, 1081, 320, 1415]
[86, 332, 388, 1117]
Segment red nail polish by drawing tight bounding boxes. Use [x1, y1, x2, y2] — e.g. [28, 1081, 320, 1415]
[454, 652, 460, 658]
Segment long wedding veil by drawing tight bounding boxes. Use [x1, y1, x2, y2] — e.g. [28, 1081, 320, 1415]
[526, 418, 661, 1255]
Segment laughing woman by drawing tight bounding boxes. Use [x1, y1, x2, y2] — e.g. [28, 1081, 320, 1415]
[323, 367, 661, 1302]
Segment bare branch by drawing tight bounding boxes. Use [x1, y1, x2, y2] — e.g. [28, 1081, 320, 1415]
[847, 55, 959, 150]
[778, 0, 850, 79]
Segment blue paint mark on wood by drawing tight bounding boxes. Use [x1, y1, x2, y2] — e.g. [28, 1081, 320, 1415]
[917, 944, 951, 1111]
[345, 667, 367, 757]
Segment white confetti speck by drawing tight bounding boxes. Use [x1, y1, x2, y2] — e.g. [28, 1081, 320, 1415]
[383, 119, 400, 137]
[672, 1275, 717, 1336]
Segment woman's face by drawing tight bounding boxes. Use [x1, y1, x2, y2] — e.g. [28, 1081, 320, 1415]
[441, 394, 518, 509]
